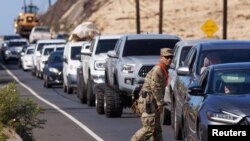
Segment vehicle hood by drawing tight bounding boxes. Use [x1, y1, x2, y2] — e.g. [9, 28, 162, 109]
[122, 56, 159, 65]
[23, 54, 33, 60]
[206, 94, 250, 116]
[95, 53, 108, 60]
[8, 47, 23, 53]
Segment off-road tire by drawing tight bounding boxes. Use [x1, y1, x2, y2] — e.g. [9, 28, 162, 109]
[63, 82, 67, 92]
[95, 84, 105, 114]
[173, 104, 182, 140]
[104, 86, 123, 118]
[79, 75, 87, 103]
[66, 78, 73, 94]
[86, 77, 95, 106]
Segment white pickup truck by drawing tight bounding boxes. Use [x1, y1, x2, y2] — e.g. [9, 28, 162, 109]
[77, 35, 121, 106]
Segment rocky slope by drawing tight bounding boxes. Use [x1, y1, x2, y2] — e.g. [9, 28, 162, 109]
[40, 0, 250, 40]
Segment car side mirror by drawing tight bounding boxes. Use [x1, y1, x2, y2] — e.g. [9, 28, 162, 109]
[63, 57, 68, 63]
[188, 86, 204, 96]
[177, 66, 190, 76]
[170, 63, 175, 69]
[36, 51, 41, 57]
[20, 52, 25, 56]
[107, 50, 118, 58]
[2, 43, 7, 48]
[81, 48, 91, 56]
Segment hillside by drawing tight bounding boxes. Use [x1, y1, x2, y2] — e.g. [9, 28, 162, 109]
[40, 0, 250, 40]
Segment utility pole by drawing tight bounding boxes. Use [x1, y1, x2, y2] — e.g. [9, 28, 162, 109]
[135, 0, 140, 34]
[49, 0, 52, 8]
[159, 0, 163, 34]
[223, 0, 227, 39]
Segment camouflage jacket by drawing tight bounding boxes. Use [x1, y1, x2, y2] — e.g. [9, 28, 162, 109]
[141, 64, 168, 106]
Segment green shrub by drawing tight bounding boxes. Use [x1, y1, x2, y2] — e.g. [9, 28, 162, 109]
[0, 83, 45, 141]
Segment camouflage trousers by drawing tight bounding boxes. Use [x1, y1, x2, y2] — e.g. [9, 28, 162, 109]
[131, 112, 163, 141]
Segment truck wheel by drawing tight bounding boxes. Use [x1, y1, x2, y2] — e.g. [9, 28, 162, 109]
[104, 86, 123, 117]
[63, 81, 67, 92]
[79, 75, 87, 103]
[66, 77, 73, 94]
[95, 84, 105, 114]
[86, 77, 95, 106]
[44, 75, 51, 88]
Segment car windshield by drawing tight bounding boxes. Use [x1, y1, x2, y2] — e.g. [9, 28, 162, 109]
[26, 49, 34, 54]
[122, 39, 179, 57]
[56, 47, 64, 51]
[49, 54, 63, 64]
[35, 27, 50, 32]
[212, 69, 250, 95]
[71, 46, 81, 60]
[95, 39, 118, 54]
[37, 43, 64, 51]
[198, 49, 250, 75]
[4, 35, 21, 40]
[9, 41, 28, 47]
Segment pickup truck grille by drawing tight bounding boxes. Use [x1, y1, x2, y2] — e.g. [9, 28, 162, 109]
[138, 65, 154, 77]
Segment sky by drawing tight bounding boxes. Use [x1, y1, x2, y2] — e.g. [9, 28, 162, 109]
[0, 0, 57, 35]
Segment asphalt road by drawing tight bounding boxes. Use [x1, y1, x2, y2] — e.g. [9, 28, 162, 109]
[0, 61, 177, 141]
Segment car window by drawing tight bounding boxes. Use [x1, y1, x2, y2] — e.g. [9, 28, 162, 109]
[179, 46, 191, 67]
[37, 42, 64, 51]
[56, 47, 64, 51]
[198, 49, 250, 75]
[26, 49, 34, 54]
[8, 41, 28, 47]
[95, 39, 118, 54]
[70, 46, 81, 60]
[212, 69, 250, 94]
[122, 39, 179, 57]
[34, 27, 50, 32]
[43, 48, 54, 56]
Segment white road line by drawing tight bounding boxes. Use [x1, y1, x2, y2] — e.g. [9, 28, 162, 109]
[0, 64, 104, 141]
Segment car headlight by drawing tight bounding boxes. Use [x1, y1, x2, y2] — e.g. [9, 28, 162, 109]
[207, 110, 242, 124]
[122, 64, 135, 73]
[94, 60, 106, 70]
[49, 68, 59, 74]
[5, 50, 11, 55]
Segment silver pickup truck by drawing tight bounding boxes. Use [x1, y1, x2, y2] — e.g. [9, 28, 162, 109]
[101, 34, 180, 117]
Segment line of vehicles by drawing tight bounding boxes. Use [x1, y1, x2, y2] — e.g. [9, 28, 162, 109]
[1, 30, 250, 140]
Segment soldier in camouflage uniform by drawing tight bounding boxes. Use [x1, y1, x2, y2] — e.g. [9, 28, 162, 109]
[131, 48, 173, 141]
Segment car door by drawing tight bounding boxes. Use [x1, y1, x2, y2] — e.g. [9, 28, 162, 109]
[185, 69, 208, 138]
